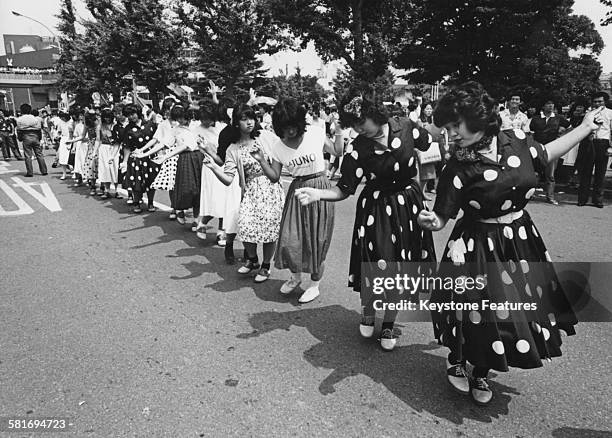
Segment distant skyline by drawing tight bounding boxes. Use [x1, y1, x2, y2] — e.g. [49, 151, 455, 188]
[1, 0, 611, 75]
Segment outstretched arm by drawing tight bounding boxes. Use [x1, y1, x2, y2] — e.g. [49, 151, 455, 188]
[545, 107, 604, 162]
[295, 186, 349, 205]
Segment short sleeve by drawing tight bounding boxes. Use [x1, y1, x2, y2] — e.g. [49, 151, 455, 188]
[526, 134, 548, 174]
[412, 121, 434, 152]
[433, 160, 463, 219]
[223, 145, 238, 178]
[336, 143, 364, 195]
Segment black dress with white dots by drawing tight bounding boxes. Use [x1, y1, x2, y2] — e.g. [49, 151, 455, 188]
[337, 117, 437, 294]
[123, 121, 160, 193]
[431, 128, 578, 372]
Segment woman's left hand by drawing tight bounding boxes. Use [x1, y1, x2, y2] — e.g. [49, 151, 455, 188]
[582, 106, 605, 131]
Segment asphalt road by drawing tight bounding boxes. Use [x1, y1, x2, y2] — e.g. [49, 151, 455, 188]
[1, 152, 611, 438]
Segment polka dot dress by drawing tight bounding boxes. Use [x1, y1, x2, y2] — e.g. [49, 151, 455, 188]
[337, 117, 437, 293]
[431, 129, 578, 372]
[123, 121, 160, 192]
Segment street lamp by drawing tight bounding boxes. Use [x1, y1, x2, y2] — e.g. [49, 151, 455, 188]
[11, 11, 61, 50]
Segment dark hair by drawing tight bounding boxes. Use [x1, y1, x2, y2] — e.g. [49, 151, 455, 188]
[312, 102, 321, 115]
[592, 91, 610, 102]
[169, 105, 187, 122]
[58, 111, 71, 122]
[433, 82, 500, 136]
[101, 109, 114, 125]
[227, 104, 261, 143]
[161, 97, 176, 113]
[198, 99, 218, 122]
[272, 98, 307, 138]
[122, 104, 140, 118]
[84, 112, 97, 128]
[20, 103, 32, 114]
[338, 95, 388, 128]
[420, 101, 435, 124]
[32, 109, 39, 117]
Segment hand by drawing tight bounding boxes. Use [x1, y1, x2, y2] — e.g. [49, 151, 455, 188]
[294, 187, 321, 205]
[152, 156, 164, 165]
[582, 106, 605, 131]
[417, 210, 439, 231]
[108, 159, 115, 165]
[202, 155, 216, 169]
[120, 162, 127, 173]
[249, 147, 264, 162]
[207, 80, 225, 95]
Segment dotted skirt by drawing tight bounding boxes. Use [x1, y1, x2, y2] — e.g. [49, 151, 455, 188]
[348, 179, 436, 292]
[123, 154, 160, 193]
[274, 172, 334, 276]
[151, 151, 179, 191]
[431, 210, 577, 372]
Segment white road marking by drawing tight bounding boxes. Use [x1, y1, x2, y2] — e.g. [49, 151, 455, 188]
[12, 177, 62, 212]
[0, 179, 35, 216]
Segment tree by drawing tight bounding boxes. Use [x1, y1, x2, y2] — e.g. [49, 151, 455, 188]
[332, 68, 395, 104]
[602, 0, 612, 25]
[180, 0, 294, 102]
[257, 67, 329, 104]
[266, 0, 419, 95]
[396, 0, 603, 105]
[57, 0, 186, 108]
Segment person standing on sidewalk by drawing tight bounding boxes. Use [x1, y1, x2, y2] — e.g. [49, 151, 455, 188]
[0, 110, 23, 161]
[577, 92, 612, 208]
[16, 104, 47, 177]
[529, 100, 570, 205]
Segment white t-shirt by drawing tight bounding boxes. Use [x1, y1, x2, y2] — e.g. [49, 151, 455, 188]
[169, 125, 200, 151]
[266, 125, 327, 176]
[593, 107, 612, 141]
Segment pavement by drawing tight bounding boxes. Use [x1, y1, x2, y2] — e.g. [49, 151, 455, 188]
[0, 151, 611, 438]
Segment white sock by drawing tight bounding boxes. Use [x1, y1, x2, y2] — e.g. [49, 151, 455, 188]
[308, 280, 320, 289]
[292, 272, 302, 282]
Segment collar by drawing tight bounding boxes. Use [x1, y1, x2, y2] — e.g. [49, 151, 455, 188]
[540, 112, 555, 119]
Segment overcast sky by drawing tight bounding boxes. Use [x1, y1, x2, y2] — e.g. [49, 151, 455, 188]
[1, 0, 610, 74]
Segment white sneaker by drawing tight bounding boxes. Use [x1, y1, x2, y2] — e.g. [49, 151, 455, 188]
[280, 277, 301, 295]
[359, 324, 375, 338]
[380, 328, 398, 351]
[298, 286, 320, 303]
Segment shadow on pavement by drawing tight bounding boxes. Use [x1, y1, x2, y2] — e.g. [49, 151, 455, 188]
[237, 304, 520, 425]
[552, 427, 612, 438]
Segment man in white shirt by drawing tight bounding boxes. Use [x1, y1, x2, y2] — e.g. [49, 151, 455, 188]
[16, 103, 47, 176]
[499, 94, 530, 132]
[577, 92, 612, 208]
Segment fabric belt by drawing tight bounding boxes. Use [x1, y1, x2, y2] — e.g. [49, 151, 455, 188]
[294, 171, 326, 181]
[478, 210, 524, 224]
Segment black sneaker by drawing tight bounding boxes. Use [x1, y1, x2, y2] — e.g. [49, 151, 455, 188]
[470, 376, 493, 405]
[446, 359, 470, 395]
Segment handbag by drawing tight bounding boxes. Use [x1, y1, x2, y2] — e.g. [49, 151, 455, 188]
[416, 141, 442, 164]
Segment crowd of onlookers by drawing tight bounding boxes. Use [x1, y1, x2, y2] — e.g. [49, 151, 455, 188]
[0, 66, 56, 75]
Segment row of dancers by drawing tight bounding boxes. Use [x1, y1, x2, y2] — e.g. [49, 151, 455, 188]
[57, 82, 605, 406]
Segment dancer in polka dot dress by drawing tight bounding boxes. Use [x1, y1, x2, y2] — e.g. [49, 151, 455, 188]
[120, 104, 159, 213]
[296, 96, 436, 350]
[417, 82, 606, 406]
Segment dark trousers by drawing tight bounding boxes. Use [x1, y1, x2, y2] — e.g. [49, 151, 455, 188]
[545, 158, 558, 199]
[578, 139, 610, 204]
[22, 137, 47, 176]
[0, 132, 23, 159]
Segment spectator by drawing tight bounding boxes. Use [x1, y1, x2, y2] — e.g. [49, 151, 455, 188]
[577, 92, 612, 208]
[529, 99, 571, 205]
[16, 103, 47, 176]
